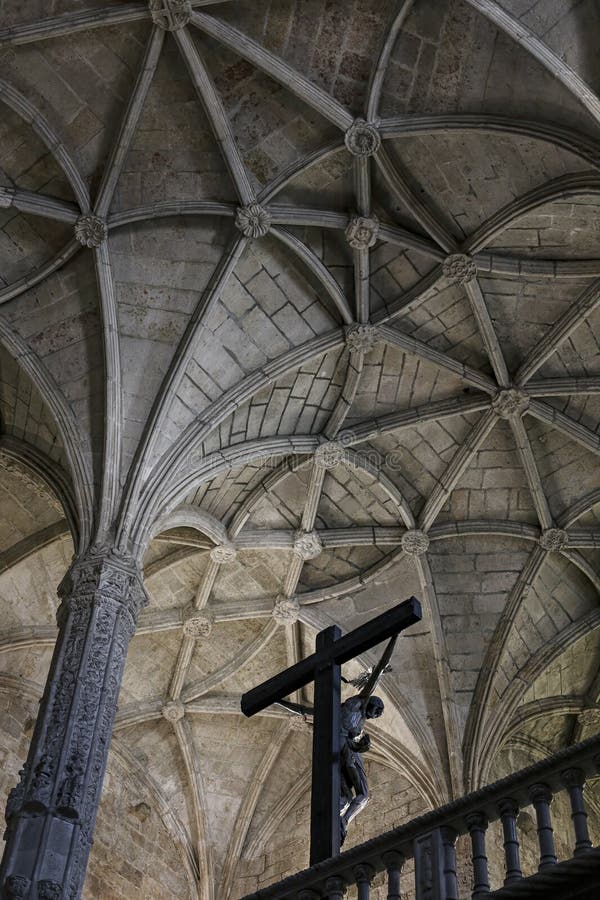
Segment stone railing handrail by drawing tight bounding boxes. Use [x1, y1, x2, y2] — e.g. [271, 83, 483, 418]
[241, 732, 600, 899]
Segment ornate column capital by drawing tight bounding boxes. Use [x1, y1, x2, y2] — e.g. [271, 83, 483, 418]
[57, 547, 148, 630]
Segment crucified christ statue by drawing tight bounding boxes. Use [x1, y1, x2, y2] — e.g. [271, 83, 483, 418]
[280, 633, 398, 845]
[241, 597, 421, 863]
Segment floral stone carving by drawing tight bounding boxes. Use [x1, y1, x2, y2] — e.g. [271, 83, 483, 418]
[162, 700, 185, 722]
[344, 119, 381, 157]
[345, 324, 379, 354]
[345, 214, 379, 249]
[442, 253, 476, 285]
[235, 203, 271, 238]
[314, 441, 345, 469]
[293, 530, 323, 561]
[210, 544, 237, 564]
[272, 596, 300, 626]
[401, 530, 430, 556]
[149, 0, 191, 30]
[492, 388, 530, 419]
[74, 214, 107, 248]
[183, 608, 213, 638]
[539, 528, 568, 551]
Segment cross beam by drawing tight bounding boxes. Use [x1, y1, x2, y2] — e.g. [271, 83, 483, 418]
[241, 597, 422, 863]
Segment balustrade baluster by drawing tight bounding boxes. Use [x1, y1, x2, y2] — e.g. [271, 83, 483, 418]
[562, 767, 593, 856]
[298, 891, 320, 900]
[325, 875, 346, 900]
[528, 783, 557, 870]
[382, 851, 404, 900]
[466, 812, 489, 897]
[498, 798, 522, 884]
[441, 826, 459, 900]
[354, 864, 374, 900]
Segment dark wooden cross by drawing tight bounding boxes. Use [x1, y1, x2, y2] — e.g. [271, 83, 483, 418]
[241, 597, 422, 864]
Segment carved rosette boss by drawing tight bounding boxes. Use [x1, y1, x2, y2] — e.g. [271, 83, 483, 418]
[272, 595, 300, 626]
[210, 543, 237, 564]
[74, 214, 108, 248]
[183, 607, 213, 639]
[1, 550, 147, 900]
[345, 324, 380, 354]
[293, 530, 323, 561]
[401, 530, 430, 556]
[442, 253, 476, 285]
[492, 388, 530, 419]
[314, 441, 345, 470]
[539, 528, 568, 551]
[345, 214, 379, 250]
[344, 119, 381, 157]
[149, 0, 191, 30]
[235, 203, 271, 238]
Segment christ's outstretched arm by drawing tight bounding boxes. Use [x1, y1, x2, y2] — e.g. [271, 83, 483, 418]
[358, 634, 398, 699]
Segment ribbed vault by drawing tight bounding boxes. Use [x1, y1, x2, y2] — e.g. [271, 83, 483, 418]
[1, 1, 600, 897]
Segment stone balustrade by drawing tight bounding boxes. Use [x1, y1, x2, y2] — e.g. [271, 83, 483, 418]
[241, 733, 600, 900]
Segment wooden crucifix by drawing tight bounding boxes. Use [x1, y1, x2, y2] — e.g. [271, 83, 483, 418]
[241, 596, 422, 864]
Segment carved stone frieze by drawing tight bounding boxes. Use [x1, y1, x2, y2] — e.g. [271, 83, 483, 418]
[442, 253, 476, 285]
[272, 595, 300, 626]
[492, 388, 530, 419]
[210, 543, 237, 564]
[401, 530, 430, 556]
[4, 875, 30, 898]
[0, 456, 63, 512]
[74, 214, 108, 247]
[149, 0, 191, 30]
[37, 881, 62, 900]
[344, 323, 380, 354]
[183, 606, 213, 638]
[539, 528, 568, 551]
[314, 441, 345, 470]
[235, 203, 271, 238]
[293, 530, 323, 561]
[345, 214, 379, 249]
[344, 119, 381, 157]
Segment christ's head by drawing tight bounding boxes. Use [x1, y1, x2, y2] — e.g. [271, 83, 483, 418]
[366, 696, 384, 719]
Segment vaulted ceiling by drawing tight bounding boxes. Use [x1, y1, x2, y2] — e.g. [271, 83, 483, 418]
[1, 1, 600, 897]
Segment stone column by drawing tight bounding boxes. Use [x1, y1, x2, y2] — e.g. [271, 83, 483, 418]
[0, 549, 147, 900]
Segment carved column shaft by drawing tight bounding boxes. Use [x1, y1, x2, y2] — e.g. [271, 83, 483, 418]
[1, 551, 147, 900]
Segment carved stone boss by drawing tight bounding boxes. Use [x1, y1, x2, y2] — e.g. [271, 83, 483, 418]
[0, 551, 147, 900]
